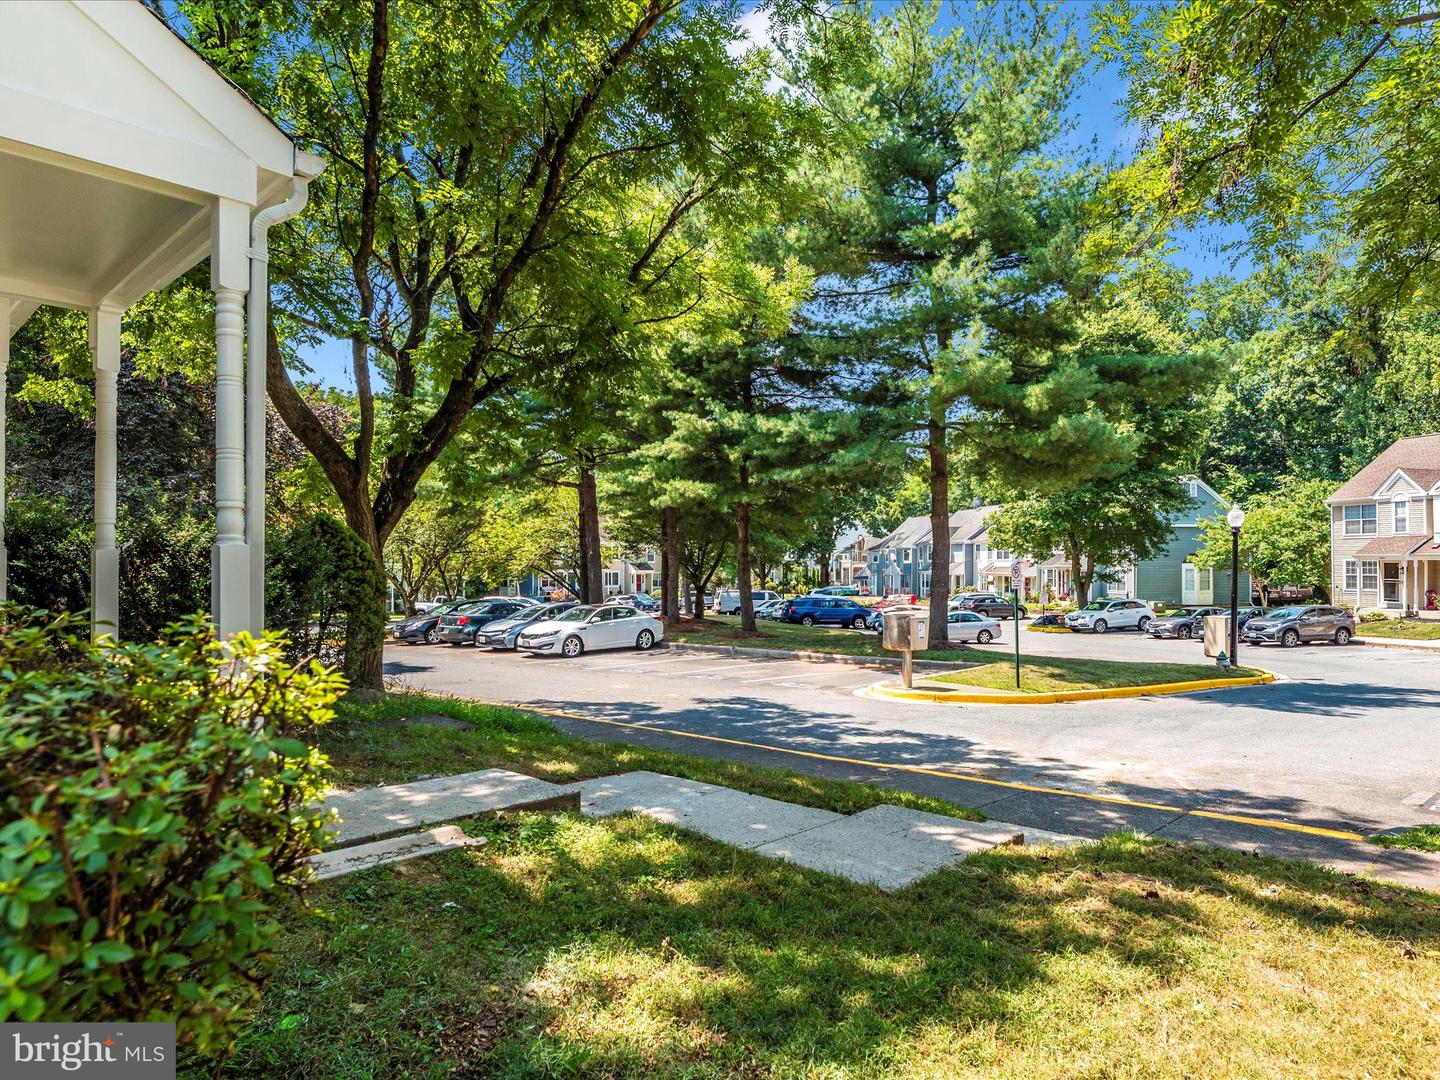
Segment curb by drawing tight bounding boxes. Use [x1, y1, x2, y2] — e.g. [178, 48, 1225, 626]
[868, 671, 1277, 705]
[1352, 636, 1440, 652]
[659, 641, 961, 672]
[1025, 626, 1073, 634]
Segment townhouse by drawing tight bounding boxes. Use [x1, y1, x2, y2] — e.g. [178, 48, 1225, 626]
[1326, 434, 1440, 614]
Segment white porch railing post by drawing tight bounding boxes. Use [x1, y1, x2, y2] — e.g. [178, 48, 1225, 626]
[0, 297, 8, 605]
[211, 197, 251, 637]
[88, 304, 122, 640]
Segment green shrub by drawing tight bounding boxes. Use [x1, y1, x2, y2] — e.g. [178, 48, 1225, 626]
[0, 609, 344, 1054]
[268, 514, 387, 687]
[1359, 610, 1394, 623]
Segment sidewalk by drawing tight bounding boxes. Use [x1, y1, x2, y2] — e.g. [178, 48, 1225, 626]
[310, 767, 1085, 891]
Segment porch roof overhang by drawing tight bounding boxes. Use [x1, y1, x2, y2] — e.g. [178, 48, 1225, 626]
[1, 1, 325, 332]
[1354, 536, 1434, 557]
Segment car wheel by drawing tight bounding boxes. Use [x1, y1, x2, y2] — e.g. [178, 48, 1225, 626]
[1017, 607, 1028, 620]
[1334, 627, 1352, 646]
[1092, 619, 1108, 634]
[561, 635, 585, 658]
[636, 629, 656, 650]
[424, 628, 441, 644]
[850, 615, 867, 629]
[1280, 628, 1300, 648]
[1137, 615, 1152, 632]
[977, 629, 993, 644]
[801, 615, 816, 626]
[1178, 624, 1192, 640]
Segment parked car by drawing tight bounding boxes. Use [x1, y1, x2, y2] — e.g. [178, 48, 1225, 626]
[754, 598, 787, 620]
[391, 600, 470, 644]
[413, 594, 467, 615]
[947, 609, 1002, 644]
[865, 604, 923, 634]
[1064, 598, 1154, 634]
[811, 584, 861, 597]
[476, 602, 578, 649]
[956, 593, 1028, 620]
[1145, 606, 1224, 640]
[435, 598, 537, 644]
[516, 604, 664, 657]
[1030, 613, 1066, 628]
[873, 594, 918, 610]
[607, 592, 660, 612]
[779, 596, 870, 628]
[714, 589, 780, 615]
[1241, 605, 1355, 648]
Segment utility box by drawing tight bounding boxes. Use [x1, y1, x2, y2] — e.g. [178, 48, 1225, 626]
[882, 609, 928, 651]
[1203, 614, 1231, 658]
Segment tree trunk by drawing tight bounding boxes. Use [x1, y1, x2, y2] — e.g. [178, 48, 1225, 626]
[926, 417, 949, 649]
[738, 496, 755, 632]
[662, 506, 680, 622]
[578, 463, 603, 603]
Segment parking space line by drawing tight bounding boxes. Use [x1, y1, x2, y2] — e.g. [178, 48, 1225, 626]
[659, 662, 763, 676]
[581, 655, 697, 671]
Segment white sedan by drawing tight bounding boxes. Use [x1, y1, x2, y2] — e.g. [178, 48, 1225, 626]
[947, 609, 1001, 643]
[516, 604, 663, 657]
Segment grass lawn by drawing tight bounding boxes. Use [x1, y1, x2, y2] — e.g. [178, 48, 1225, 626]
[1357, 618, 1440, 640]
[193, 701, 1440, 1079]
[317, 693, 981, 821]
[664, 613, 993, 663]
[929, 656, 1264, 694]
[1372, 826, 1440, 853]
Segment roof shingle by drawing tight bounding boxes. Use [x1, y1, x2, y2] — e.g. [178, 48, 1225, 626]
[1329, 434, 1440, 502]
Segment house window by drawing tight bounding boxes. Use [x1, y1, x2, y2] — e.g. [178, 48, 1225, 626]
[1344, 559, 1357, 590]
[603, 570, 620, 589]
[1361, 560, 1379, 591]
[1343, 504, 1377, 536]
[901, 549, 910, 563]
[1394, 497, 1410, 534]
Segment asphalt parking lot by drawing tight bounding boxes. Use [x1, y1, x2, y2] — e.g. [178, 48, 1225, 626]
[383, 625, 1440, 886]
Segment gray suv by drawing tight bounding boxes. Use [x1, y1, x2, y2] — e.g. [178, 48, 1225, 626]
[1241, 605, 1355, 648]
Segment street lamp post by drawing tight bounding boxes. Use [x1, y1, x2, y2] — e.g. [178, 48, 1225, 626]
[1227, 503, 1246, 665]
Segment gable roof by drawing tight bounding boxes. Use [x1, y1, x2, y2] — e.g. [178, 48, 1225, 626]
[874, 515, 932, 550]
[948, 505, 998, 544]
[1328, 434, 1440, 502]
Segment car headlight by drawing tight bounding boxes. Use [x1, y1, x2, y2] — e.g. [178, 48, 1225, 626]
[528, 630, 559, 640]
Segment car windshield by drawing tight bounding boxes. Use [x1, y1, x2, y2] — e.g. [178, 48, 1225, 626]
[1167, 609, 1196, 618]
[1081, 600, 1108, 611]
[554, 606, 595, 623]
[532, 604, 569, 618]
[1265, 607, 1305, 619]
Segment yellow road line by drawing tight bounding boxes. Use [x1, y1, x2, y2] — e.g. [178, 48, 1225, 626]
[475, 698, 1365, 842]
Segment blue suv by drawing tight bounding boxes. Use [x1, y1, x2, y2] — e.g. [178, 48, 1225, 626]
[779, 596, 870, 628]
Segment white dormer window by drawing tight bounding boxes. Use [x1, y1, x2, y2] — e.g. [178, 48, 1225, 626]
[1186, 480, 1200, 498]
[1393, 496, 1409, 534]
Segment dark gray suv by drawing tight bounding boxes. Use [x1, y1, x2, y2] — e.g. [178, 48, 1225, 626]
[1241, 605, 1355, 648]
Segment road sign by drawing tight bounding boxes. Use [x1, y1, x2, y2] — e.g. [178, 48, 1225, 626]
[1010, 561, 1023, 591]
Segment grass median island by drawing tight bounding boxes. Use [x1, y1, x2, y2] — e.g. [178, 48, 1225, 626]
[1372, 825, 1440, 852]
[201, 812, 1440, 1078]
[928, 656, 1266, 694]
[318, 691, 982, 820]
[665, 613, 991, 662]
[1358, 618, 1440, 640]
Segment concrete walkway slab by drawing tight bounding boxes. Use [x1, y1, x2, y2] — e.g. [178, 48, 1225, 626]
[307, 825, 485, 880]
[325, 768, 578, 845]
[576, 770, 841, 850]
[754, 804, 1024, 890]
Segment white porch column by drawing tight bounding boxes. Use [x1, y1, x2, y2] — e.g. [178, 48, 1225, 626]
[0, 298, 8, 605]
[89, 304, 122, 640]
[212, 198, 251, 637]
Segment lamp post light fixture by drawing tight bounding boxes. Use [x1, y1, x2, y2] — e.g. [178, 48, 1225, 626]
[1227, 503, 1246, 665]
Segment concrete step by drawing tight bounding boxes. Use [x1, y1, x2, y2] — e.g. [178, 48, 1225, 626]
[324, 768, 579, 846]
[307, 825, 485, 881]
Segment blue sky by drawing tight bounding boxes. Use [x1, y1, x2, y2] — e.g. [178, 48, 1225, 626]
[298, 1, 1248, 389]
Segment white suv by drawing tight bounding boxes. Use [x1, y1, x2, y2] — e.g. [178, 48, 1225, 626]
[714, 589, 780, 614]
[1064, 598, 1155, 634]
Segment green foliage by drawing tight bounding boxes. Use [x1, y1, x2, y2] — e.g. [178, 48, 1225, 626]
[268, 515, 387, 687]
[0, 609, 342, 1053]
[3, 496, 91, 616]
[1192, 477, 1333, 601]
[1101, 1, 1440, 306]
